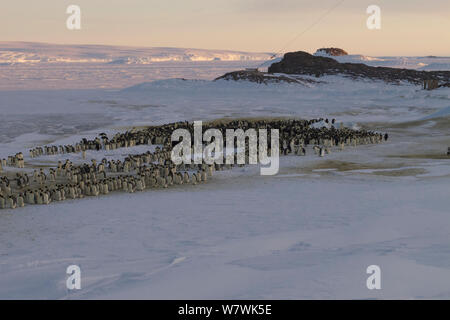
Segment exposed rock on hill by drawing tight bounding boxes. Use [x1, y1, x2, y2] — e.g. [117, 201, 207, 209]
[268, 51, 450, 84]
[315, 47, 348, 56]
[214, 69, 319, 85]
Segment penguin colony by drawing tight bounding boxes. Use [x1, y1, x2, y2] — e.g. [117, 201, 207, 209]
[0, 118, 387, 210]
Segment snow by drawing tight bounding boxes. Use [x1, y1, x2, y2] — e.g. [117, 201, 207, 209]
[420, 106, 450, 120]
[313, 51, 450, 71]
[0, 43, 450, 299]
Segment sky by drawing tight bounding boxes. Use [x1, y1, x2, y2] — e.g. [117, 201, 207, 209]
[1, 0, 449, 56]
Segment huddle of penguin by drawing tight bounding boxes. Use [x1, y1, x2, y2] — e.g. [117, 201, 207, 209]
[0, 141, 219, 210]
[5, 153, 25, 168]
[192, 118, 385, 158]
[0, 117, 387, 210]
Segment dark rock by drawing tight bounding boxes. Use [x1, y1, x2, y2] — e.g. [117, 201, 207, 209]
[268, 51, 450, 84]
[214, 69, 319, 85]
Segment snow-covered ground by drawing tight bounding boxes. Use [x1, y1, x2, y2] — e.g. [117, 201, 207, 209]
[0, 44, 449, 299]
[314, 51, 450, 71]
[0, 61, 269, 91]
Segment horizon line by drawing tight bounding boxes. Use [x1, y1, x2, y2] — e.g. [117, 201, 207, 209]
[1, 40, 449, 58]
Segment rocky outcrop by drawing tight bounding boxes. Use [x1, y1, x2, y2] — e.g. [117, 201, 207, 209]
[214, 69, 319, 85]
[268, 51, 450, 84]
[315, 47, 348, 56]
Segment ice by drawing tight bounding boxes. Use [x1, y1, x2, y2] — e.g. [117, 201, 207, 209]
[0, 42, 272, 65]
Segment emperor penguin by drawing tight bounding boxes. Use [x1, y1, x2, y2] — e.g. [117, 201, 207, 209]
[136, 178, 144, 191]
[92, 184, 100, 196]
[191, 173, 198, 185]
[108, 179, 114, 192]
[319, 147, 325, 157]
[0, 195, 5, 209]
[148, 176, 157, 188]
[207, 165, 213, 177]
[127, 180, 136, 193]
[117, 177, 123, 190]
[17, 194, 25, 207]
[183, 172, 190, 184]
[26, 191, 35, 204]
[157, 176, 166, 188]
[103, 181, 110, 194]
[99, 182, 104, 194]
[53, 190, 61, 202]
[42, 192, 50, 205]
[69, 186, 76, 199]
[166, 174, 173, 186]
[7, 196, 16, 209]
[121, 179, 128, 192]
[200, 170, 207, 182]
[17, 152, 25, 168]
[60, 187, 66, 201]
[313, 146, 320, 155]
[77, 187, 84, 199]
[296, 147, 306, 156]
[173, 173, 182, 185]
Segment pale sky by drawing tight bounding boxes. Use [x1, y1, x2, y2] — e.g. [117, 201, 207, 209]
[1, 0, 449, 55]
